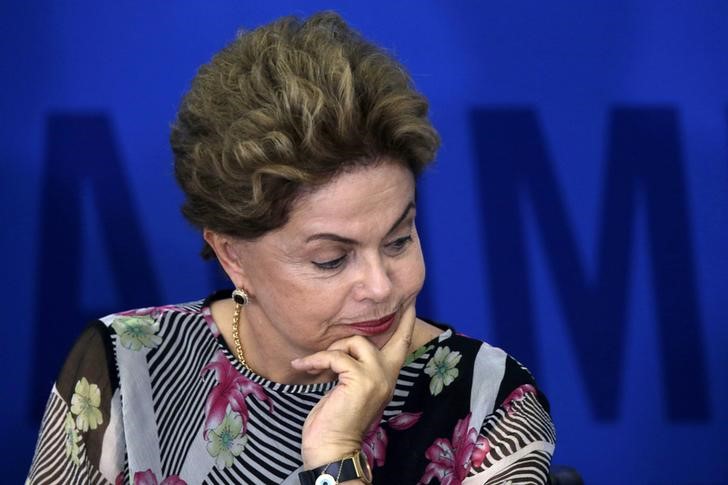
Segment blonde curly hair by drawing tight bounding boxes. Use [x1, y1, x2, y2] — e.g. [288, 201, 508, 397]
[171, 12, 440, 258]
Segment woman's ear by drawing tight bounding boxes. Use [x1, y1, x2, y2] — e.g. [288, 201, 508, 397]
[203, 229, 252, 291]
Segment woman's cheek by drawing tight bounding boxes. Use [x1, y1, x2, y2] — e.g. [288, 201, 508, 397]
[404, 248, 426, 297]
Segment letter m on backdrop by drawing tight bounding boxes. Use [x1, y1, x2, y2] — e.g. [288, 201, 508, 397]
[31, 114, 161, 418]
[470, 107, 708, 421]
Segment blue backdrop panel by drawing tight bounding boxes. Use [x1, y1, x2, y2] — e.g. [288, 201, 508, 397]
[2, 1, 727, 483]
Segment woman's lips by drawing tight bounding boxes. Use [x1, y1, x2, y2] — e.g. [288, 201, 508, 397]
[348, 312, 397, 336]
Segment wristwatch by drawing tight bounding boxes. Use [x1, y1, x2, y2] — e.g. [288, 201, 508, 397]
[298, 449, 373, 485]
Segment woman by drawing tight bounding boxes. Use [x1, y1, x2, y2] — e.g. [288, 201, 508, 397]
[27, 12, 555, 485]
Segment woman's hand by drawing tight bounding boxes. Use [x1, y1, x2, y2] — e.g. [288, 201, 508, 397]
[291, 304, 417, 469]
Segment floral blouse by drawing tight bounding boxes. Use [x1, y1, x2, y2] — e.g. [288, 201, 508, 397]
[27, 291, 555, 484]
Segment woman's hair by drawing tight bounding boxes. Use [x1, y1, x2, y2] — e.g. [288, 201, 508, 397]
[171, 11, 440, 258]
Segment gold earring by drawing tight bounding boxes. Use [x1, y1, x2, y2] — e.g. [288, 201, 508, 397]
[232, 288, 249, 305]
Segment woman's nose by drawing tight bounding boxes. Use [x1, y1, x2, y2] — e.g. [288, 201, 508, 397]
[354, 254, 393, 302]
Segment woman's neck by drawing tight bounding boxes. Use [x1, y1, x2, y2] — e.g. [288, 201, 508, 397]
[210, 298, 336, 384]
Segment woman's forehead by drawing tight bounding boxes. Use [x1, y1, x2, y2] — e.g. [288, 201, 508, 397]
[282, 163, 415, 239]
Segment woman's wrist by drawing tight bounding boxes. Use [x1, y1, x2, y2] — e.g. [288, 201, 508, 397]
[302, 446, 361, 470]
[299, 448, 372, 485]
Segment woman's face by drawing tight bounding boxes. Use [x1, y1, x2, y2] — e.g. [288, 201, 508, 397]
[232, 160, 425, 358]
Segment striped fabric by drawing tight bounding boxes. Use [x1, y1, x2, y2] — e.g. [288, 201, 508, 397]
[27, 293, 555, 484]
[27, 389, 108, 484]
[466, 394, 556, 484]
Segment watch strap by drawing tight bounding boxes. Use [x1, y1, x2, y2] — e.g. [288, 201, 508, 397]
[299, 451, 372, 485]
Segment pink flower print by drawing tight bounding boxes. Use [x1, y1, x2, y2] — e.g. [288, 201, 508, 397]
[361, 411, 422, 470]
[363, 423, 388, 469]
[132, 469, 187, 485]
[201, 351, 273, 437]
[470, 435, 490, 468]
[419, 413, 481, 485]
[501, 384, 536, 415]
[201, 306, 220, 336]
[421, 439, 460, 484]
[388, 411, 423, 430]
[133, 469, 157, 485]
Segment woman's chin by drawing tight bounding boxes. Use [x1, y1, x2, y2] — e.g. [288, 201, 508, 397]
[366, 323, 399, 350]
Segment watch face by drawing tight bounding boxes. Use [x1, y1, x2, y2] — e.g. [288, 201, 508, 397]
[356, 451, 373, 482]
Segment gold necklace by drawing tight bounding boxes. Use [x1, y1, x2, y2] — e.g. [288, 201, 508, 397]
[231, 303, 253, 372]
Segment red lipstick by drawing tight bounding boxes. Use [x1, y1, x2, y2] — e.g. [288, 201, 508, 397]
[348, 312, 397, 336]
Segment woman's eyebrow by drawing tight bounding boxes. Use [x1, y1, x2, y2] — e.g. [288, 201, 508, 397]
[304, 201, 415, 245]
[385, 201, 416, 235]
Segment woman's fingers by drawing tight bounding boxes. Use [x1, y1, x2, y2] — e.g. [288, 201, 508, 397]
[327, 335, 379, 362]
[291, 349, 359, 375]
[292, 303, 417, 383]
[380, 303, 417, 369]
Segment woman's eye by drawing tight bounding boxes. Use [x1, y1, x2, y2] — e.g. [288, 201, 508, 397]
[313, 255, 347, 271]
[387, 235, 413, 253]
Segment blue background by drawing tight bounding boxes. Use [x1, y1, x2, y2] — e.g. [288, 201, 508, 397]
[2, 1, 727, 483]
